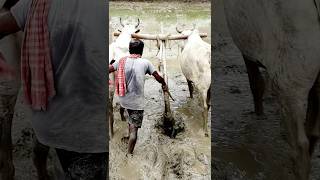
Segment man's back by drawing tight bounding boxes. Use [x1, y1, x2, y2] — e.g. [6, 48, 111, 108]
[11, 0, 108, 153]
[114, 57, 155, 110]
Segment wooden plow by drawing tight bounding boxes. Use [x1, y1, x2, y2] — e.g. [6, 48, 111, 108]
[113, 24, 208, 137]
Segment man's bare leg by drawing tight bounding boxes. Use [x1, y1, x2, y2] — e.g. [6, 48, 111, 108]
[33, 138, 50, 180]
[128, 124, 138, 154]
[0, 94, 16, 180]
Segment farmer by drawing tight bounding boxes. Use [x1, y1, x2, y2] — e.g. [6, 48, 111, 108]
[109, 39, 167, 155]
[0, 0, 108, 179]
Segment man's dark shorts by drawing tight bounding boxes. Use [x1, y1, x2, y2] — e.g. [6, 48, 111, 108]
[127, 109, 144, 128]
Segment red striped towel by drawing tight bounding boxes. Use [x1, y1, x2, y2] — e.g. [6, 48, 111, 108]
[21, 0, 55, 111]
[115, 54, 141, 96]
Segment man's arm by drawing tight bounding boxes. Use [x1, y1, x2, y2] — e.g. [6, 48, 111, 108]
[152, 71, 168, 91]
[0, 9, 20, 76]
[152, 71, 165, 84]
[0, 9, 20, 40]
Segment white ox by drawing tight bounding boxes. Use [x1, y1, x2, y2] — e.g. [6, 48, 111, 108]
[224, 0, 320, 179]
[108, 18, 140, 137]
[176, 27, 211, 136]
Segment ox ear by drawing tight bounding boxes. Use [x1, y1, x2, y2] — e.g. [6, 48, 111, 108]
[135, 29, 140, 33]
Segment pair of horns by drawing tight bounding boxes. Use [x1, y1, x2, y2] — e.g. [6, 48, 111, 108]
[120, 17, 140, 28]
[176, 24, 196, 33]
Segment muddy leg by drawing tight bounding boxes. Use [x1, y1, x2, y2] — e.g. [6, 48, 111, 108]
[108, 85, 114, 138]
[202, 92, 209, 137]
[207, 85, 211, 110]
[108, 94, 114, 138]
[0, 94, 17, 180]
[187, 79, 194, 98]
[243, 55, 265, 115]
[128, 124, 138, 154]
[120, 106, 126, 121]
[33, 138, 50, 180]
[281, 90, 310, 180]
[306, 76, 320, 155]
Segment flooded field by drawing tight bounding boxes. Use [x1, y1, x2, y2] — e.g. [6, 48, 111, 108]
[212, 2, 320, 179]
[109, 1, 211, 180]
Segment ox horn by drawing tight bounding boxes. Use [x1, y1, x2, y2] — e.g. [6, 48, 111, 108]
[135, 18, 140, 28]
[191, 23, 196, 31]
[119, 17, 124, 27]
[176, 26, 183, 33]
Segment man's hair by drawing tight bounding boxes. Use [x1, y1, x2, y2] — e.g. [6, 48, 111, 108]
[129, 39, 144, 55]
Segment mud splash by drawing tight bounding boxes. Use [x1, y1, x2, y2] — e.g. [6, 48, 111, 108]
[110, 72, 211, 180]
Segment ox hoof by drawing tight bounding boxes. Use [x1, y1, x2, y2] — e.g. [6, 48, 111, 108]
[121, 136, 129, 144]
[204, 132, 209, 137]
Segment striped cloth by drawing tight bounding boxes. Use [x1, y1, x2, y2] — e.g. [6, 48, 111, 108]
[21, 0, 55, 111]
[115, 54, 141, 96]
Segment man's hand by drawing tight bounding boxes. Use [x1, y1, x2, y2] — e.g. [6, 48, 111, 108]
[109, 65, 115, 73]
[162, 83, 168, 92]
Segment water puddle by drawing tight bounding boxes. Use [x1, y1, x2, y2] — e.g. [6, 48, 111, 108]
[213, 146, 263, 178]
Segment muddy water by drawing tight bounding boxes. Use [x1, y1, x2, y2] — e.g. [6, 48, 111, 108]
[109, 1, 211, 180]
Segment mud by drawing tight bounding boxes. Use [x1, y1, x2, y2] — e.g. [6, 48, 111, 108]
[212, 2, 320, 179]
[10, 92, 64, 180]
[109, 1, 211, 180]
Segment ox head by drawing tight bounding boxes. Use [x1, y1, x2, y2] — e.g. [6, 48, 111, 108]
[176, 23, 199, 36]
[117, 17, 141, 34]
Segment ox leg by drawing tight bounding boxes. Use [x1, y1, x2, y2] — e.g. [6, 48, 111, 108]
[202, 91, 209, 137]
[243, 55, 265, 115]
[306, 75, 320, 155]
[187, 79, 194, 98]
[108, 93, 114, 139]
[281, 90, 310, 180]
[33, 138, 50, 180]
[207, 85, 211, 110]
[0, 94, 16, 180]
